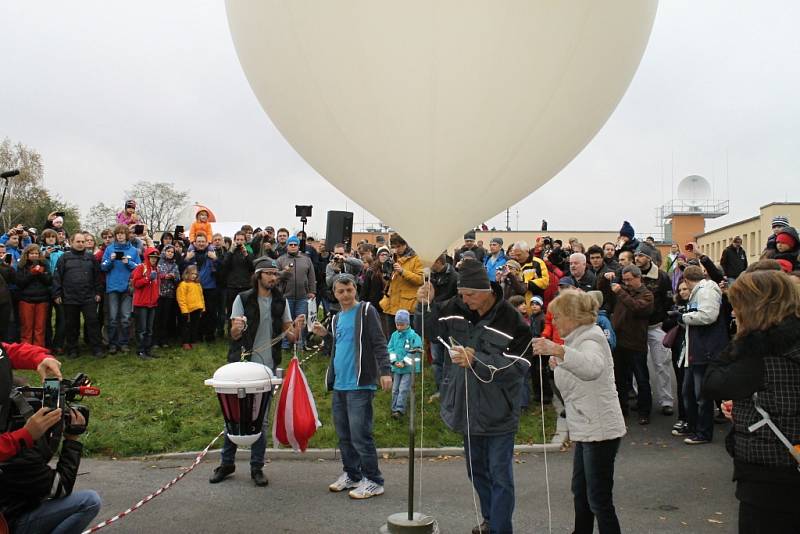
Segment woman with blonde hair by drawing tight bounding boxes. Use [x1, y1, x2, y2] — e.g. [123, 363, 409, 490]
[533, 290, 625, 534]
[704, 270, 800, 533]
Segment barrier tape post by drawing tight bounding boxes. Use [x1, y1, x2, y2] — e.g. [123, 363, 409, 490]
[81, 430, 225, 534]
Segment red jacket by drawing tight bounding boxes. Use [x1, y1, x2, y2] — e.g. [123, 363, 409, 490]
[132, 251, 160, 308]
[0, 343, 50, 461]
[541, 310, 564, 345]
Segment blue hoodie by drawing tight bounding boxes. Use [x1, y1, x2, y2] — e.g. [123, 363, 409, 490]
[100, 241, 140, 293]
[484, 250, 508, 282]
[183, 248, 220, 289]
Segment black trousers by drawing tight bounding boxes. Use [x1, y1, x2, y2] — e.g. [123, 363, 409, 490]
[613, 346, 651, 416]
[181, 309, 202, 344]
[154, 297, 177, 344]
[201, 289, 219, 342]
[0, 301, 10, 343]
[738, 500, 800, 534]
[64, 302, 102, 352]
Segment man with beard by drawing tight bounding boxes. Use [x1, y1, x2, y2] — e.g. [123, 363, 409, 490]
[210, 257, 305, 487]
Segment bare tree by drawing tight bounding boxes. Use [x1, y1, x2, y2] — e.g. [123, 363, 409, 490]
[84, 202, 118, 237]
[124, 181, 190, 233]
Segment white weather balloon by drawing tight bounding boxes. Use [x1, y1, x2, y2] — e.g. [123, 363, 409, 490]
[227, 1, 657, 260]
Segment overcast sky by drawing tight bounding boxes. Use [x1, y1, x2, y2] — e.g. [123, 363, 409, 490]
[2, 1, 798, 238]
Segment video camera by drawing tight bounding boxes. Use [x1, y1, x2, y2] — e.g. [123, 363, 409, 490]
[7, 373, 100, 436]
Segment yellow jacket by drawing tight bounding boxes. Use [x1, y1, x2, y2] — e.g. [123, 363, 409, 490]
[381, 252, 424, 315]
[522, 256, 549, 305]
[177, 281, 205, 314]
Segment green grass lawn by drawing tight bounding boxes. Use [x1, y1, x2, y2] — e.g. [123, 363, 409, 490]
[16, 342, 555, 457]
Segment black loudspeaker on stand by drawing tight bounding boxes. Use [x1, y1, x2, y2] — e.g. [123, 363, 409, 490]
[325, 211, 354, 251]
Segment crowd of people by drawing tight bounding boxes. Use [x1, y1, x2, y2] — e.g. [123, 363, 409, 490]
[1, 200, 799, 534]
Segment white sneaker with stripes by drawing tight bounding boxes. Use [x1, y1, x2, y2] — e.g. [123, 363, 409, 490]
[328, 472, 359, 492]
[348, 478, 384, 499]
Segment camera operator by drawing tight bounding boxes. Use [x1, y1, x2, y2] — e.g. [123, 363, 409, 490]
[325, 243, 363, 297]
[1, 343, 62, 461]
[376, 247, 394, 283]
[223, 232, 255, 324]
[0, 342, 100, 534]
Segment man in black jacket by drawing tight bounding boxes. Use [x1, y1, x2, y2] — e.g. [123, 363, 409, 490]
[210, 257, 304, 487]
[52, 233, 104, 358]
[417, 260, 531, 534]
[719, 236, 747, 282]
[223, 231, 255, 322]
[454, 231, 486, 264]
[428, 254, 458, 399]
[635, 242, 676, 416]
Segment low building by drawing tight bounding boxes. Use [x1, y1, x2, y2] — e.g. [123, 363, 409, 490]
[696, 202, 800, 263]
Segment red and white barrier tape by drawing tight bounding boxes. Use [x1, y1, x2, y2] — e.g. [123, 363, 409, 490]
[81, 430, 225, 534]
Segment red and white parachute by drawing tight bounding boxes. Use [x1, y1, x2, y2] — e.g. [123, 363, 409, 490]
[273, 357, 322, 452]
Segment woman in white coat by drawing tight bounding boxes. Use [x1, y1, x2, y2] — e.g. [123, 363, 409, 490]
[533, 290, 626, 534]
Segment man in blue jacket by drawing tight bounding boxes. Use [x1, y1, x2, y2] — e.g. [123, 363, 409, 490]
[483, 237, 507, 283]
[312, 274, 391, 500]
[100, 224, 139, 354]
[183, 233, 221, 343]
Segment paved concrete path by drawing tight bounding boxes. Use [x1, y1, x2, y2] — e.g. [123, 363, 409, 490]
[77, 412, 737, 533]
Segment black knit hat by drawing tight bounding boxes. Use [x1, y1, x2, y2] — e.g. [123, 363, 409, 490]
[457, 259, 490, 291]
[464, 230, 476, 241]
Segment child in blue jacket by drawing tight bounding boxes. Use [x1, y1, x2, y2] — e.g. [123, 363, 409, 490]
[388, 310, 422, 418]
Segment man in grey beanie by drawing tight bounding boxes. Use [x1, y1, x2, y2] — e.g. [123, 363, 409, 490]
[416, 259, 532, 534]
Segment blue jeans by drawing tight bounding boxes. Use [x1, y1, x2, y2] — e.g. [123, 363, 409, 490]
[332, 389, 383, 486]
[220, 393, 272, 469]
[106, 291, 132, 347]
[683, 364, 713, 441]
[391, 373, 412, 413]
[12, 490, 102, 534]
[134, 306, 156, 352]
[572, 439, 622, 534]
[283, 297, 308, 349]
[464, 432, 516, 534]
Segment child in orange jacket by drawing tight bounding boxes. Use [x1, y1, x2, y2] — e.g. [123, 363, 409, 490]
[189, 209, 213, 243]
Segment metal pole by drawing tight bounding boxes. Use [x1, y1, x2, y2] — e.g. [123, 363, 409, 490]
[407, 364, 416, 521]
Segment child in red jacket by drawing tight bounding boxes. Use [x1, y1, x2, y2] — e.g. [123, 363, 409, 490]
[132, 247, 160, 360]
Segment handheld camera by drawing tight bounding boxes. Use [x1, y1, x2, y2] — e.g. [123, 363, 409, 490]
[7, 373, 100, 436]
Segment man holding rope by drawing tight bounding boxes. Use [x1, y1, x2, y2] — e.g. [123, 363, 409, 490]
[209, 257, 305, 487]
[417, 259, 532, 534]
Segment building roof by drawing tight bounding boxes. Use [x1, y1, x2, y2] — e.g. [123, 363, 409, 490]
[697, 215, 759, 238]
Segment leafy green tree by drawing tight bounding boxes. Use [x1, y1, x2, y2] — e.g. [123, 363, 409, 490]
[0, 138, 80, 235]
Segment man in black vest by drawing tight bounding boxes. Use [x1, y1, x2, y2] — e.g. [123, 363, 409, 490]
[209, 257, 305, 487]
